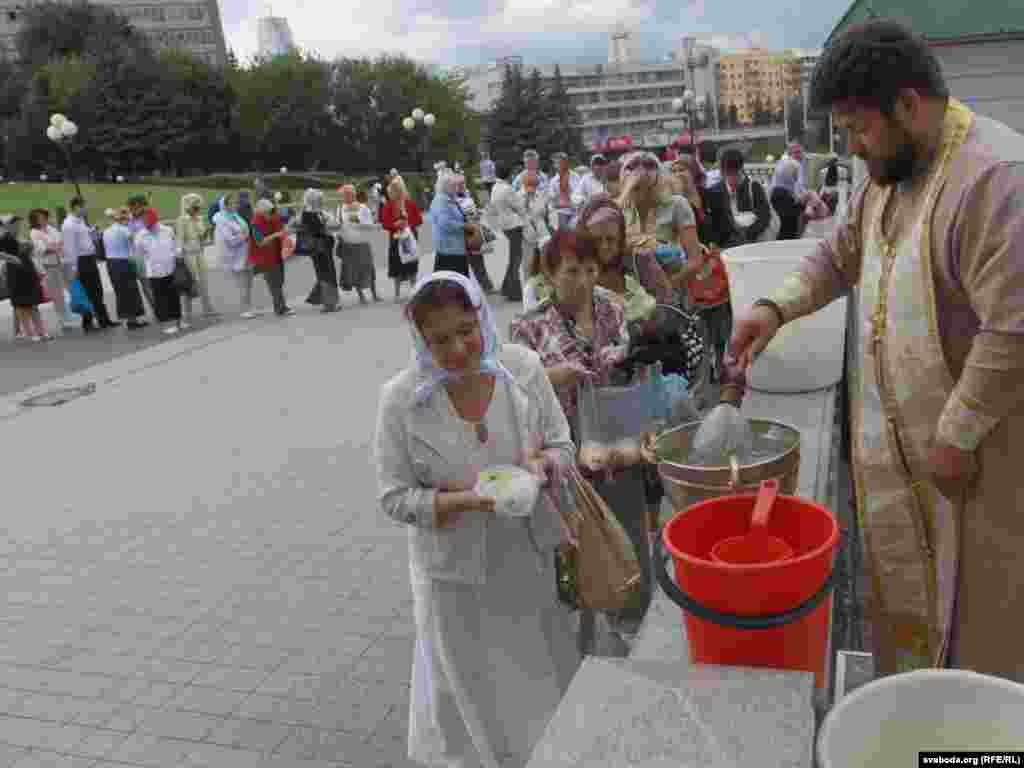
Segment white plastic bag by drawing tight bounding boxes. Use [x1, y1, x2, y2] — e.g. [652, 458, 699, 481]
[687, 403, 755, 466]
[475, 466, 541, 519]
[398, 229, 418, 264]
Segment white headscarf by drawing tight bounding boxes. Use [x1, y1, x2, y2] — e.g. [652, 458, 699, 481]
[404, 271, 515, 406]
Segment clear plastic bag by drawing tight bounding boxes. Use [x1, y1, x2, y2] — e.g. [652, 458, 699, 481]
[687, 403, 755, 467]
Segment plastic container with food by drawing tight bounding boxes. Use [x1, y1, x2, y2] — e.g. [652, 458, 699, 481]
[474, 466, 543, 519]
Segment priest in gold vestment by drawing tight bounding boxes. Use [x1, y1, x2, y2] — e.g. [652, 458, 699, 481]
[731, 19, 1024, 682]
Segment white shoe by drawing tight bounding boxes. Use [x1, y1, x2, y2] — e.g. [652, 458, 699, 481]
[179, 322, 191, 330]
[240, 311, 256, 319]
[162, 326, 180, 335]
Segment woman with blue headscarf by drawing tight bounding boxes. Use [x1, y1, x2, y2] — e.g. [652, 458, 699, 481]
[213, 194, 255, 318]
[375, 271, 580, 768]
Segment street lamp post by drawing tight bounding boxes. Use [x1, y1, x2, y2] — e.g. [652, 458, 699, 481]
[46, 113, 83, 204]
[402, 108, 436, 174]
[671, 91, 705, 154]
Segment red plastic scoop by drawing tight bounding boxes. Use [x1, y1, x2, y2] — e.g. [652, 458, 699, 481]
[710, 479, 795, 564]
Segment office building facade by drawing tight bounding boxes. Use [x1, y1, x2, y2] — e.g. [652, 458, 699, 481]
[0, 0, 228, 67]
[257, 15, 294, 58]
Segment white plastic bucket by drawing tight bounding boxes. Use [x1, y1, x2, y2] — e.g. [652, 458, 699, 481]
[818, 669, 1024, 767]
[722, 239, 849, 393]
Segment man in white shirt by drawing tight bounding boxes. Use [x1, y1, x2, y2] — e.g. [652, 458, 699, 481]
[579, 154, 608, 202]
[61, 196, 116, 331]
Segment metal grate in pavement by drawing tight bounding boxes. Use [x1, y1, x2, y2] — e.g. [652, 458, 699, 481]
[20, 383, 96, 407]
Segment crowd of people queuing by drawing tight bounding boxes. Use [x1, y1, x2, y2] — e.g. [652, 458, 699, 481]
[373, 138, 838, 767]
[378, 17, 1024, 768]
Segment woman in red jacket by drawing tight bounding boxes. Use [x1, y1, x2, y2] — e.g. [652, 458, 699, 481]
[249, 199, 293, 317]
[380, 177, 422, 301]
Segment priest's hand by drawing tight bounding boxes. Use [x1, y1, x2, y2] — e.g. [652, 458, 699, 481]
[928, 438, 979, 501]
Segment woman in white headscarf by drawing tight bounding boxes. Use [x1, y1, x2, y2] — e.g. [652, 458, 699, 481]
[176, 192, 217, 320]
[213, 194, 256, 319]
[375, 271, 580, 768]
[769, 155, 806, 240]
[300, 188, 341, 312]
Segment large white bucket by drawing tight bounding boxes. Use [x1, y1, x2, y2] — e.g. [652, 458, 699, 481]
[818, 669, 1024, 767]
[722, 239, 848, 393]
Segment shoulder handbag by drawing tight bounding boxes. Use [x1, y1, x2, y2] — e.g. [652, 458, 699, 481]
[173, 258, 197, 296]
[555, 465, 642, 611]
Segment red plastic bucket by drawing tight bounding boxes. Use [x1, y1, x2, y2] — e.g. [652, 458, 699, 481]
[654, 492, 839, 689]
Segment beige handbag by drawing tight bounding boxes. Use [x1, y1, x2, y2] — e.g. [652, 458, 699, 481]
[557, 465, 642, 611]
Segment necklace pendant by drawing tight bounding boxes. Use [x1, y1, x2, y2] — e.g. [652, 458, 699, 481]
[475, 421, 489, 444]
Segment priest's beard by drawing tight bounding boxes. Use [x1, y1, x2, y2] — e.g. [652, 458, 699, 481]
[867, 120, 921, 186]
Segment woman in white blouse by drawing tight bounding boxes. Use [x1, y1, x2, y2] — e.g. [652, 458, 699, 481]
[336, 184, 380, 304]
[375, 271, 580, 768]
[28, 208, 75, 332]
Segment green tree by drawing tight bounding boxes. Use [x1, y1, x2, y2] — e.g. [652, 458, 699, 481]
[328, 54, 479, 175]
[487, 63, 529, 172]
[542, 65, 584, 162]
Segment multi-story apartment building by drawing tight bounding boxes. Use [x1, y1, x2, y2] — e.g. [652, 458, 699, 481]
[0, 0, 228, 67]
[717, 48, 804, 125]
[257, 15, 294, 59]
[458, 32, 719, 151]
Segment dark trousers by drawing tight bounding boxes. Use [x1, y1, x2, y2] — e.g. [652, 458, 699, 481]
[309, 242, 339, 308]
[467, 251, 494, 292]
[150, 275, 181, 323]
[771, 188, 803, 241]
[434, 252, 470, 278]
[501, 227, 524, 301]
[260, 263, 287, 315]
[77, 256, 113, 328]
[107, 259, 145, 320]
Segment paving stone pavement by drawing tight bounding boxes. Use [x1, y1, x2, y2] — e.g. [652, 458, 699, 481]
[0, 238, 523, 768]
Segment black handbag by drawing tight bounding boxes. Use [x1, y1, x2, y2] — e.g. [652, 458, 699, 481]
[173, 258, 197, 297]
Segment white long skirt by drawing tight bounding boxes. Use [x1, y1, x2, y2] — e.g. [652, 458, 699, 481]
[409, 518, 581, 768]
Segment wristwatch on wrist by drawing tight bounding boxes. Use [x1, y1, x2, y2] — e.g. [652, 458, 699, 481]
[753, 298, 785, 328]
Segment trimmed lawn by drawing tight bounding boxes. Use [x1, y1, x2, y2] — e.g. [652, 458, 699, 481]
[0, 183, 344, 224]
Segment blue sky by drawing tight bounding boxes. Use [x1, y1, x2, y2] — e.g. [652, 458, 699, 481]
[222, 0, 854, 66]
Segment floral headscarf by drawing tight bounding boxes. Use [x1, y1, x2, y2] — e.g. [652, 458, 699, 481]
[405, 271, 515, 405]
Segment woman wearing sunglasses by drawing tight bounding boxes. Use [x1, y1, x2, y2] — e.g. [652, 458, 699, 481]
[615, 151, 711, 298]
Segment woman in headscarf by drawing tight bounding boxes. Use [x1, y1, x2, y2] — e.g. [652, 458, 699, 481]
[28, 208, 75, 333]
[301, 188, 341, 313]
[337, 184, 380, 304]
[428, 172, 472, 280]
[769, 155, 805, 241]
[176, 193, 218, 321]
[213, 194, 255, 319]
[2, 214, 52, 341]
[103, 207, 148, 329]
[519, 170, 552, 310]
[250, 199, 293, 317]
[375, 271, 580, 768]
[381, 176, 423, 300]
[453, 174, 496, 294]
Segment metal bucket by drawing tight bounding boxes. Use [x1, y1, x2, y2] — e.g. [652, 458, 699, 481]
[655, 419, 801, 512]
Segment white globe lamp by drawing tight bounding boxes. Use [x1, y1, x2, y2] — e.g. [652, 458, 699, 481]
[424, 113, 436, 127]
[116, 175, 125, 183]
[40, 174, 48, 181]
[412, 108, 425, 122]
[402, 116, 415, 131]
[61, 121, 78, 139]
[672, 97, 684, 112]
[683, 89, 695, 103]
[46, 126, 61, 142]
[280, 166, 288, 174]
[50, 114, 66, 129]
